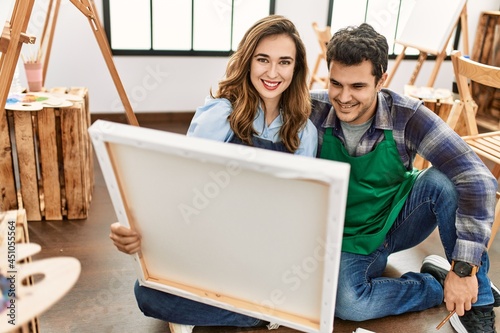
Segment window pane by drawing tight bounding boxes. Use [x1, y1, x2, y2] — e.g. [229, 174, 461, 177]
[105, 0, 274, 55]
[193, 0, 232, 51]
[109, 0, 151, 50]
[232, 0, 271, 50]
[330, 0, 366, 33]
[152, 0, 192, 50]
[365, 0, 400, 54]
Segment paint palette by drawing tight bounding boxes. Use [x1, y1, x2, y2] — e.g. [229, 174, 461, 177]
[5, 92, 75, 111]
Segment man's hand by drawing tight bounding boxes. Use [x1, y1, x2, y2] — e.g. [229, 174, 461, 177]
[109, 222, 142, 255]
[443, 270, 479, 316]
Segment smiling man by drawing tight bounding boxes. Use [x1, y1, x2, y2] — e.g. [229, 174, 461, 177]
[310, 23, 499, 333]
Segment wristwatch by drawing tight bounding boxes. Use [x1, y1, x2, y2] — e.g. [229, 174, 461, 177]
[451, 260, 479, 277]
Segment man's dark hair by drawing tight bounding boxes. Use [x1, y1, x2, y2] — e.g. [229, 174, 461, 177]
[326, 23, 389, 82]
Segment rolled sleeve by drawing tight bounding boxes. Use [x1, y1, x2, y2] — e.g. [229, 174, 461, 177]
[187, 97, 234, 142]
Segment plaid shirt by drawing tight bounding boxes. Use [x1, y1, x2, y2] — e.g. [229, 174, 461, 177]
[310, 89, 497, 265]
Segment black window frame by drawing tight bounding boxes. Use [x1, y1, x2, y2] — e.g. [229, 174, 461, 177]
[103, 0, 276, 57]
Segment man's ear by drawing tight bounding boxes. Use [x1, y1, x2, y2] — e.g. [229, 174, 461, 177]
[377, 72, 388, 90]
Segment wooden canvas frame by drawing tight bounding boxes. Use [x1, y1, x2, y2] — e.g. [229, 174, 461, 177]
[88, 120, 350, 333]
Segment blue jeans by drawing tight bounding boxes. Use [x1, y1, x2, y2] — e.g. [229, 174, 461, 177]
[134, 281, 264, 326]
[335, 167, 494, 321]
[134, 167, 494, 324]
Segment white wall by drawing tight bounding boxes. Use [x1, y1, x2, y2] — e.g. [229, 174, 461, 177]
[4, 0, 500, 113]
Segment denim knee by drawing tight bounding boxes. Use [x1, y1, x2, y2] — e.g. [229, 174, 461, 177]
[418, 168, 457, 201]
[335, 281, 380, 321]
[334, 286, 374, 321]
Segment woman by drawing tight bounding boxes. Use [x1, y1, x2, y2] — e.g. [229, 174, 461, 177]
[110, 15, 316, 333]
[187, 14, 317, 155]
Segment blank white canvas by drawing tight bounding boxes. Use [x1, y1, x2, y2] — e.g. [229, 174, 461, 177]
[89, 120, 350, 333]
[396, 0, 466, 54]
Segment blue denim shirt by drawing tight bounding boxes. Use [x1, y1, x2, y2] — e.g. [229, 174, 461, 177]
[310, 89, 497, 265]
[187, 96, 318, 157]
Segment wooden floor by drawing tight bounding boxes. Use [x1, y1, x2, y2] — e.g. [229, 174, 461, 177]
[28, 114, 499, 333]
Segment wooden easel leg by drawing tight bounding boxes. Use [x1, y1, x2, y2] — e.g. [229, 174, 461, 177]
[69, 0, 139, 127]
[460, 3, 469, 56]
[384, 46, 406, 88]
[309, 54, 322, 89]
[426, 52, 446, 87]
[0, 1, 36, 212]
[40, 0, 61, 86]
[409, 51, 427, 86]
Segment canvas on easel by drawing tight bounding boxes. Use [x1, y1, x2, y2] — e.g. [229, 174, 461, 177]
[384, 0, 468, 88]
[89, 120, 350, 333]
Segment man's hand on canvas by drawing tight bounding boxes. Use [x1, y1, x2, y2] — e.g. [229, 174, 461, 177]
[109, 222, 142, 255]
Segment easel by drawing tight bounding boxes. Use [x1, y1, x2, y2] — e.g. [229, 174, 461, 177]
[39, 0, 61, 87]
[309, 22, 331, 89]
[0, 0, 36, 213]
[42, 0, 139, 126]
[384, 1, 469, 88]
[0, 0, 139, 213]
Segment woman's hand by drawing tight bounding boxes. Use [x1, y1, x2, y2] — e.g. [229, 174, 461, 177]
[109, 222, 142, 255]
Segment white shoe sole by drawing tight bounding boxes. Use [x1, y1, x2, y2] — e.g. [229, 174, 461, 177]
[449, 313, 468, 333]
[422, 255, 451, 270]
[168, 323, 195, 333]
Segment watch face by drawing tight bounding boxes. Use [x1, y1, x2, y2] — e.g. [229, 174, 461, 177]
[454, 261, 473, 277]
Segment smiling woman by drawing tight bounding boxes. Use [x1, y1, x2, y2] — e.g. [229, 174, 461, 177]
[187, 14, 317, 156]
[108, 14, 319, 333]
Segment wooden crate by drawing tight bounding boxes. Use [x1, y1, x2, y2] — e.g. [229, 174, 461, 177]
[4, 87, 93, 221]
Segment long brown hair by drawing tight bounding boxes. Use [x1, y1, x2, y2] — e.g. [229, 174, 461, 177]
[211, 15, 310, 153]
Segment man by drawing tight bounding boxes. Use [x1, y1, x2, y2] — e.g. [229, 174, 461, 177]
[111, 21, 500, 333]
[309, 23, 499, 332]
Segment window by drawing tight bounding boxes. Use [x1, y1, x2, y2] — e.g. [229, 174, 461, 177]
[103, 0, 275, 56]
[327, 0, 462, 58]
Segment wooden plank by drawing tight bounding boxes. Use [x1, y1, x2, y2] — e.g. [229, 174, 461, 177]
[13, 111, 41, 221]
[37, 107, 62, 220]
[41, 87, 93, 220]
[466, 140, 500, 165]
[69, 87, 93, 208]
[60, 106, 86, 219]
[0, 112, 17, 212]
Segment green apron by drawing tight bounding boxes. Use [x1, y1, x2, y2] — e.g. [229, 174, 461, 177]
[321, 128, 421, 254]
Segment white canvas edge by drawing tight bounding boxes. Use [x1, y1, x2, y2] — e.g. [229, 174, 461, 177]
[88, 120, 350, 333]
[395, 0, 466, 55]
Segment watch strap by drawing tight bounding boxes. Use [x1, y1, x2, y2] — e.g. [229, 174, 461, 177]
[451, 260, 479, 277]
